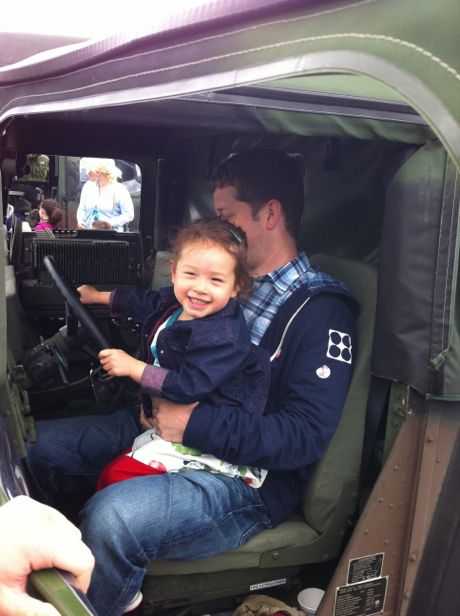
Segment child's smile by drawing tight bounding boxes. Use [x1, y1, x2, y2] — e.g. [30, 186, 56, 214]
[171, 240, 239, 320]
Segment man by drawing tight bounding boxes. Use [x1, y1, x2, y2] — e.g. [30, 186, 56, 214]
[27, 149, 357, 615]
[20, 154, 49, 182]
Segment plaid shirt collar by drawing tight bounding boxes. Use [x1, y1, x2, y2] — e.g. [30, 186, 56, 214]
[257, 252, 311, 293]
[242, 252, 312, 344]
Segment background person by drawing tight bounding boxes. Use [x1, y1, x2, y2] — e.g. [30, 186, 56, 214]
[20, 154, 49, 182]
[0, 495, 94, 616]
[79, 157, 115, 197]
[78, 158, 103, 216]
[34, 199, 63, 231]
[6, 197, 31, 232]
[79, 157, 114, 186]
[77, 160, 134, 232]
[27, 149, 358, 616]
[27, 207, 41, 229]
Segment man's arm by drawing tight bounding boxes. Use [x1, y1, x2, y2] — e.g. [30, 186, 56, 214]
[154, 398, 196, 441]
[157, 295, 355, 470]
[109, 287, 168, 323]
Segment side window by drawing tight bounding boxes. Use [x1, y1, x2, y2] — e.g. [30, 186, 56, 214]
[7, 155, 142, 232]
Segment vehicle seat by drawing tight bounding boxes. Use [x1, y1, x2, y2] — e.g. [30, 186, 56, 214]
[150, 250, 172, 290]
[144, 254, 377, 608]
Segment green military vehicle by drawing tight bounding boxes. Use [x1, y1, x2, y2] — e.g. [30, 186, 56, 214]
[0, 0, 459, 614]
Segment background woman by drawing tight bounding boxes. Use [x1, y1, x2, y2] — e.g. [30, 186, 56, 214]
[76, 161, 134, 232]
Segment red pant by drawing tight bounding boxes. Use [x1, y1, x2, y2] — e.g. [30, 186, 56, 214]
[97, 449, 164, 490]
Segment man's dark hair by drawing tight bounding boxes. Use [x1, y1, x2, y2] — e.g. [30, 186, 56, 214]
[211, 148, 305, 240]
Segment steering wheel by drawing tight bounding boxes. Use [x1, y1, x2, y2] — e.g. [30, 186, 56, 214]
[43, 255, 111, 350]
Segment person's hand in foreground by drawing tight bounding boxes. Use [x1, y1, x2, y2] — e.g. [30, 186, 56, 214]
[0, 495, 95, 616]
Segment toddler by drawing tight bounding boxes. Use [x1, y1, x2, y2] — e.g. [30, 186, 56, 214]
[78, 218, 269, 489]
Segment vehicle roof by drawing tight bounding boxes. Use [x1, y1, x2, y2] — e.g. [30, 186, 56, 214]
[0, 32, 88, 68]
[0, 0, 459, 166]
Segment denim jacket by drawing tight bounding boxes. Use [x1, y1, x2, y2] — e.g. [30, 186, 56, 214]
[110, 286, 270, 414]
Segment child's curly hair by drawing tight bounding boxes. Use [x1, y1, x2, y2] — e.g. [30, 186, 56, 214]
[170, 218, 252, 293]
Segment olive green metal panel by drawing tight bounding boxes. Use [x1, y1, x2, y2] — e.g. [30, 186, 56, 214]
[143, 565, 300, 610]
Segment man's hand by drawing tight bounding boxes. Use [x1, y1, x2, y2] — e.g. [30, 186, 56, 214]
[152, 397, 198, 442]
[99, 349, 146, 382]
[139, 403, 156, 430]
[77, 284, 110, 305]
[0, 495, 95, 616]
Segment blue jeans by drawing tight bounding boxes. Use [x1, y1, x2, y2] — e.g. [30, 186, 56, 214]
[27, 408, 142, 505]
[26, 409, 273, 616]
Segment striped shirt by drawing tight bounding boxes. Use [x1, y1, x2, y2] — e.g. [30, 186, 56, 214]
[241, 251, 313, 345]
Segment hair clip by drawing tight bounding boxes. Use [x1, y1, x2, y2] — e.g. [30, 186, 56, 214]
[226, 225, 243, 244]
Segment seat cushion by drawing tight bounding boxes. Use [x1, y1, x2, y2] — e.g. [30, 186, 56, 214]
[148, 515, 319, 574]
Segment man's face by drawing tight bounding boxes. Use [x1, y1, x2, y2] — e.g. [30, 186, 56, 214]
[213, 185, 266, 274]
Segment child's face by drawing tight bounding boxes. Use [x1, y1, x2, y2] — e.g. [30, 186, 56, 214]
[171, 240, 239, 320]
